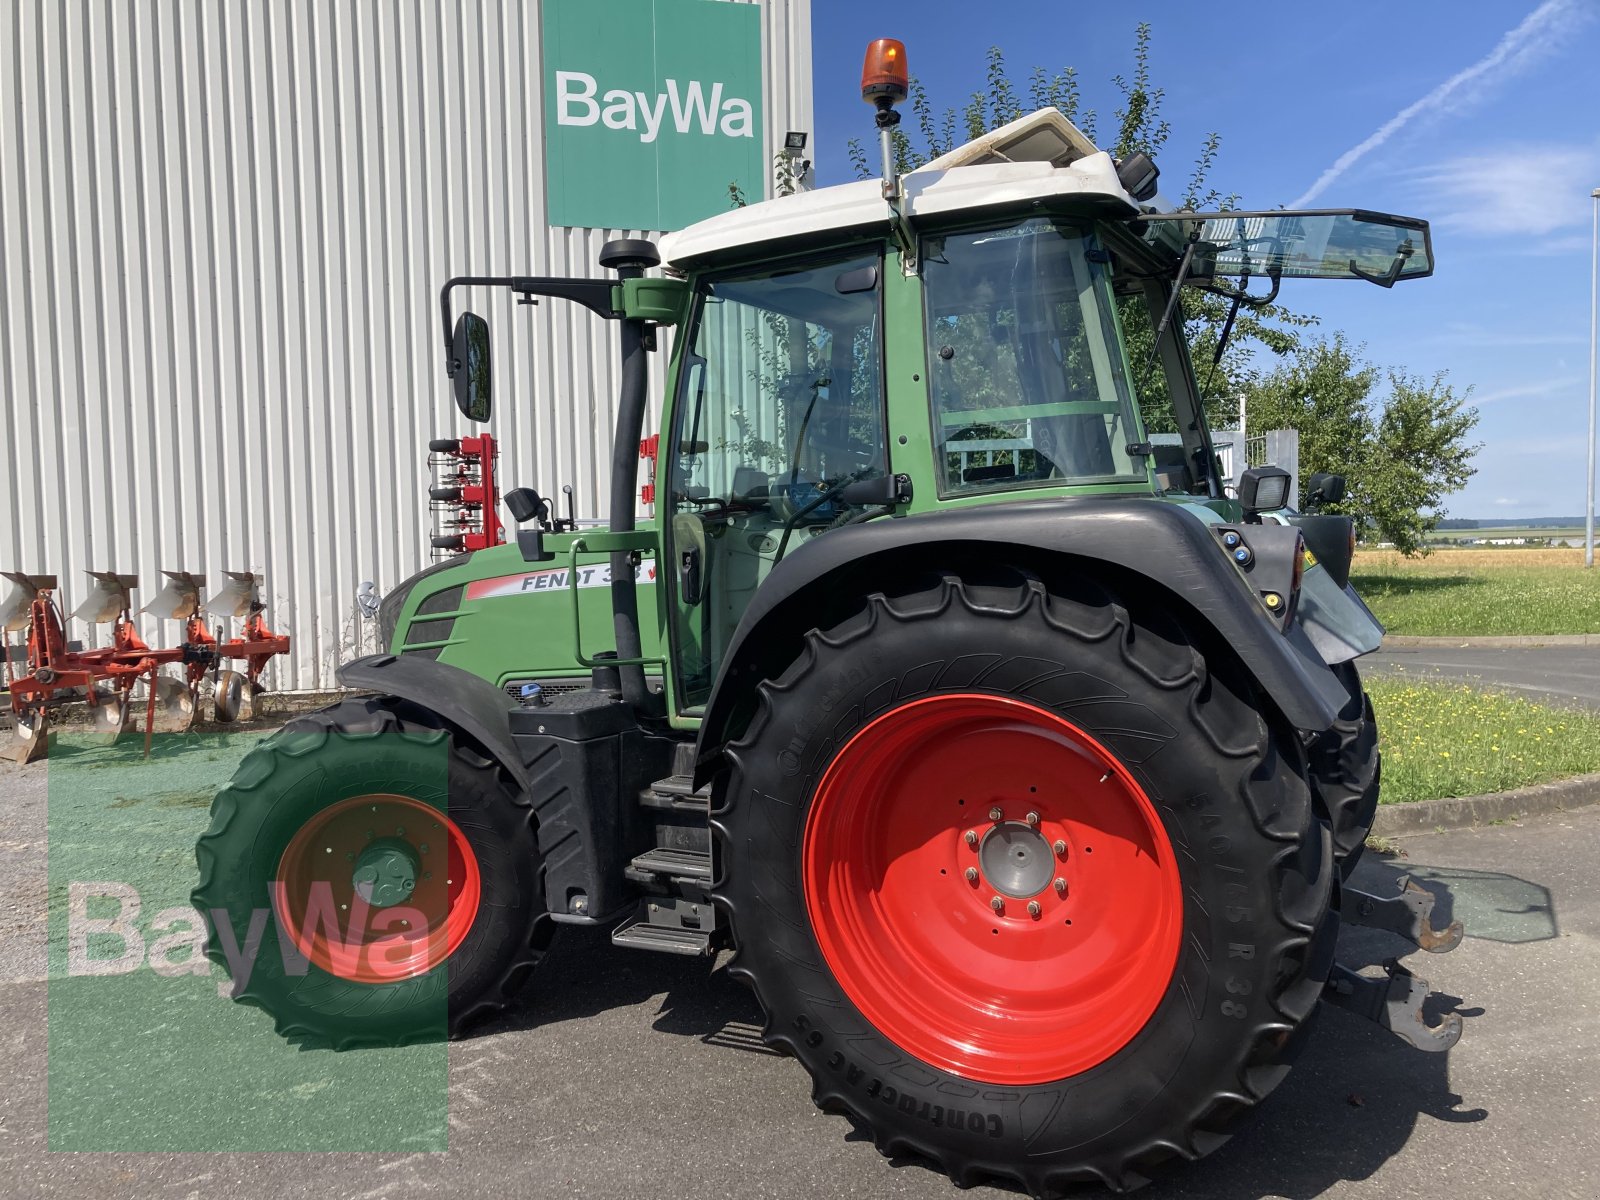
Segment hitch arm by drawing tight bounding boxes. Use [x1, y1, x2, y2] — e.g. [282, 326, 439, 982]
[1324, 961, 1463, 1053]
[1341, 875, 1464, 953]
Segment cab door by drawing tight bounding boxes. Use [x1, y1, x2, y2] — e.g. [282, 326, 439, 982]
[661, 249, 887, 715]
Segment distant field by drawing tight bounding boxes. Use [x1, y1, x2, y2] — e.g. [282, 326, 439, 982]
[1352, 548, 1600, 636]
[1369, 677, 1600, 803]
[1428, 526, 1586, 545]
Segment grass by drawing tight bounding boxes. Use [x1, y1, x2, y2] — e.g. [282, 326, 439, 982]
[1367, 677, 1600, 804]
[1351, 548, 1600, 636]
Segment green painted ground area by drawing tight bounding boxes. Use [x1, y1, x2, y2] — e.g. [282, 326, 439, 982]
[46, 732, 447, 1152]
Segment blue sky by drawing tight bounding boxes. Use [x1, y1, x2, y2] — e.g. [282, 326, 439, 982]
[811, 1, 1599, 520]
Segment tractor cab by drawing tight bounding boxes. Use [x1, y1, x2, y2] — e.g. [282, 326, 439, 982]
[650, 111, 1431, 720]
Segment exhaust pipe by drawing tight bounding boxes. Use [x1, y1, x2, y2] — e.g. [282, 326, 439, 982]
[599, 238, 663, 717]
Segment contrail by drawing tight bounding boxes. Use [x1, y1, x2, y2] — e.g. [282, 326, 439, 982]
[1289, 0, 1584, 208]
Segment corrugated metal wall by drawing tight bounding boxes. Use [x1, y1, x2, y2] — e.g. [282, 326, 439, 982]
[1, 0, 812, 689]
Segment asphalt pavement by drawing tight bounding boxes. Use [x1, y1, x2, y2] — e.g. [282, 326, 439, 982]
[1362, 645, 1600, 711]
[2, 751, 1598, 1200]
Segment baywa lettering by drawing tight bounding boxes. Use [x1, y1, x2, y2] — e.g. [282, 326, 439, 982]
[556, 72, 754, 143]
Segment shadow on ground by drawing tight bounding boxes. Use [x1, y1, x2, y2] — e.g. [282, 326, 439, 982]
[466, 846, 1548, 1199]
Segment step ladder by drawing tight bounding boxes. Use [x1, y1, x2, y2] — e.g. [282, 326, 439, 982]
[611, 742, 720, 956]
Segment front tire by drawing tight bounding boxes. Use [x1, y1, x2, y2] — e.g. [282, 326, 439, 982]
[1309, 661, 1381, 878]
[193, 697, 551, 1046]
[713, 570, 1334, 1194]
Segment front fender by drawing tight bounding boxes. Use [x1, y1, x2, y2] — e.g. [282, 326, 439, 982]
[337, 653, 530, 794]
[693, 499, 1351, 783]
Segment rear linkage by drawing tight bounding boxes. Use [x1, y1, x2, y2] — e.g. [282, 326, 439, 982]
[1327, 875, 1465, 1052]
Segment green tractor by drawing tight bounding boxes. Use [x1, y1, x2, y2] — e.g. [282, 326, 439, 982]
[195, 47, 1465, 1194]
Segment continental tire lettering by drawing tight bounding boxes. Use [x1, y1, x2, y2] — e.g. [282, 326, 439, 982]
[779, 661, 871, 775]
[823, 1048, 1004, 1137]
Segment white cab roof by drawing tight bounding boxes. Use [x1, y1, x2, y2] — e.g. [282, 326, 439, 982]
[660, 149, 1138, 269]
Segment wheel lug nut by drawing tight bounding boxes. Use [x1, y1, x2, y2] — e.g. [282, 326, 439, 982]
[1027, 901, 1042, 919]
[964, 830, 978, 847]
[990, 896, 1005, 914]
[1025, 811, 1040, 827]
[1053, 839, 1068, 856]
[1054, 877, 1067, 895]
[988, 807, 1003, 822]
[964, 867, 979, 884]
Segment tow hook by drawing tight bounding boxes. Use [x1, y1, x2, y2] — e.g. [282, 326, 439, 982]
[1323, 961, 1464, 1053]
[1325, 875, 1466, 1052]
[1341, 875, 1464, 953]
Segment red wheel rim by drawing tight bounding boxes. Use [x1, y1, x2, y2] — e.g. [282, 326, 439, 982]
[273, 794, 482, 984]
[803, 694, 1184, 1085]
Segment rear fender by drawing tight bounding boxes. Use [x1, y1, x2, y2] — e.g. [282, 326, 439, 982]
[693, 499, 1350, 784]
[336, 653, 531, 794]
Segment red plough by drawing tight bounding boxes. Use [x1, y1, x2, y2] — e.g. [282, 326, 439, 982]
[1, 570, 290, 762]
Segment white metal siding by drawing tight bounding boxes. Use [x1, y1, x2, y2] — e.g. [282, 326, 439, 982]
[1, 0, 812, 689]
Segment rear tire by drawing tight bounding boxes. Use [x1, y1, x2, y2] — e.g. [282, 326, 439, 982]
[193, 697, 551, 1046]
[713, 570, 1335, 1194]
[1308, 662, 1381, 878]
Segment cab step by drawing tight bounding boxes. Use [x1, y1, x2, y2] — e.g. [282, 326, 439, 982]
[625, 846, 712, 886]
[611, 912, 713, 956]
[638, 774, 711, 812]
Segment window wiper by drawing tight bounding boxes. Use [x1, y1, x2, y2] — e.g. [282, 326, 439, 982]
[1349, 238, 1415, 288]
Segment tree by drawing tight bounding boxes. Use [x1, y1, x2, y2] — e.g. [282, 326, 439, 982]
[1245, 336, 1481, 554]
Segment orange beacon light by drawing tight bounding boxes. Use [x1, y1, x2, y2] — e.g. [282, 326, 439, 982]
[860, 38, 909, 107]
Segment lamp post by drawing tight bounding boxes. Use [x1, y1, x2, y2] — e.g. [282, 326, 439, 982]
[1589, 187, 1599, 568]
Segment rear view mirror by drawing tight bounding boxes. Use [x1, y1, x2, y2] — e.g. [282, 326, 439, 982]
[450, 312, 492, 422]
[1305, 472, 1347, 508]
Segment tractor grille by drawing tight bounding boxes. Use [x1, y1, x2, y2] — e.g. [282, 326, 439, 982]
[503, 677, 590, 701]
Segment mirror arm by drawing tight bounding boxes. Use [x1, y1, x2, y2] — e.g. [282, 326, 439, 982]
[438, 275, 621, 375]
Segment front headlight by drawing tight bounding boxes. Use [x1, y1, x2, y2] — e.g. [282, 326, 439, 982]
[376, 581, 413, 651]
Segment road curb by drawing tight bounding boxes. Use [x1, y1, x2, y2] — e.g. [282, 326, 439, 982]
[1372, 771, 1600, 837]
[1381, 634, 1600, 648]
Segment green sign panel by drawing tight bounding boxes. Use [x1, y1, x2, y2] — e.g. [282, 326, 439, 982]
[542, 0, 766, 232]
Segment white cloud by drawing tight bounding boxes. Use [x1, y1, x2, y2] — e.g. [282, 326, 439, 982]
[1421, 324, 1588, 348]
[1469, 376, 1583, 405]
[1290, 0, 1592, 207]
[1407, 144, 1600, 236]
[1494, 497, 1519, 505]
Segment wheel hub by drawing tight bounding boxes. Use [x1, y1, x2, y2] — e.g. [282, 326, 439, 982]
[978, 821, 1055, 898]
[274, 793, 482, 984]
[353, 839, 420, 908]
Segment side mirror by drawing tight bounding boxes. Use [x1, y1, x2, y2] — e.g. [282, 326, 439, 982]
[450, 312, 492, 422]
[1305, 472, 1347, 509]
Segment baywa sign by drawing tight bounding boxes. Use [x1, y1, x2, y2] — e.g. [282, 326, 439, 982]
[543, 0, 766, 232]
[556, 73, 756, 144]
